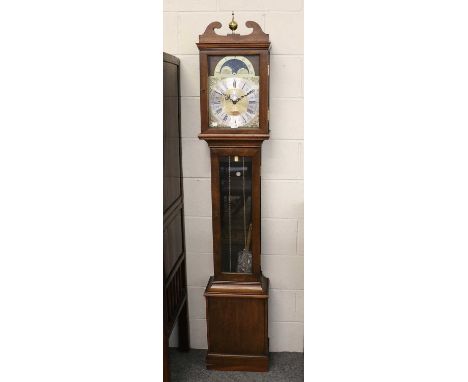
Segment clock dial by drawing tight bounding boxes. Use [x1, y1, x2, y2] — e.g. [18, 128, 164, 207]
[209, 77, 259, 129]
[208, 55, 260, 129]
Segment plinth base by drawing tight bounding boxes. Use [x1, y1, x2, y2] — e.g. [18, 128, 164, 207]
[204, 274, 269, 372]
[206, 352, 269, 372]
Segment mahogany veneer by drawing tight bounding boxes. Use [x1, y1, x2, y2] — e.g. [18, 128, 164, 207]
[197, 19, 271, 372]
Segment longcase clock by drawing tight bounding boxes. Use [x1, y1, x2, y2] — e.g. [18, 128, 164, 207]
[197, 15, 271, 372]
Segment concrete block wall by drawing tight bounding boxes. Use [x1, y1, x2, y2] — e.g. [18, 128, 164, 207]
[164, 0, 304, 352]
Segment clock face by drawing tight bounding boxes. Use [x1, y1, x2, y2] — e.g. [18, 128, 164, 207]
[209, 77, 259, 129]
[208, 56, 260, 129]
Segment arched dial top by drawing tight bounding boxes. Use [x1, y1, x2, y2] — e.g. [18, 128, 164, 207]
[214, 56, 256, 76]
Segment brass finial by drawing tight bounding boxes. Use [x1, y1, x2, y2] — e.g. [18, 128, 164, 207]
[228, 12, 238, 34]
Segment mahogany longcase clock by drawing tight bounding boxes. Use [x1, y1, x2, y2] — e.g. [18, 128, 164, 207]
[197, 16, 271, 372]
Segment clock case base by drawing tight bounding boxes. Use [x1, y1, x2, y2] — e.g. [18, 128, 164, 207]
[206, 353, 268, 372]
[204, 274, 269, 372]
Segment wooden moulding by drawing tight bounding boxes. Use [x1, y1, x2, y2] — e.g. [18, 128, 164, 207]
[203, 138, 266, 149]
[206, 353, 269, 372]
[204, 274, 269, 298]
[198, 132, 270, 143]
[197, 21, 270, 49]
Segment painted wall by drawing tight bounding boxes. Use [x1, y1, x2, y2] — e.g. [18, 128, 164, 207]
[164, 0, 304, 352]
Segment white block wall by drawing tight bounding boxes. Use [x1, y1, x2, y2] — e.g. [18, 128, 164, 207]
[164, 0, 304, 352]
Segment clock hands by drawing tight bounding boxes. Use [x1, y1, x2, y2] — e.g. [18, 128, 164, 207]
[214, 89, 231, 101]
[225, 89, 255, 105]
[236, 89, 255, 102]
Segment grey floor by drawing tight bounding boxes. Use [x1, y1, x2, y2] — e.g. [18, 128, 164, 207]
[169, 349, 304, 382]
